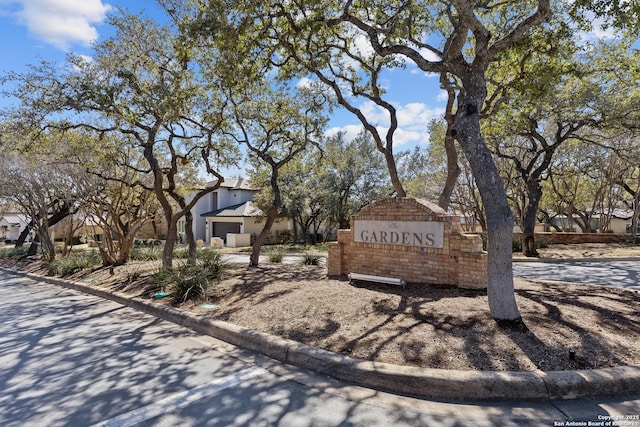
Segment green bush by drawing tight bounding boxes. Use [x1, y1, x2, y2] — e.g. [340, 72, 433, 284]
[536, 238, 550, 249]
[512, 237, 550, 253]
[197, 248, 224, 264]
[267, 245, 286, 263]
[0, 246, 28, 259]
[154, 251, 229, 303]
[133, 238, 162, 247]
[152, 267, 172, 284]
[47, 251, 101, 276]
[168, 266, 210, 302]
[130, 246, 162, 261]
[512, 238, 522, 253]
[301, 252, 321, 265]
[173, 246, 223, 261]
[173, 246, 189, 259]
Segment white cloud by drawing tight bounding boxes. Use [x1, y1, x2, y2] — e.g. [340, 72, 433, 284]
[327, 101, 443, 146]
[351, 31, 375, 58]
[359, 101, 389, 125]
[397, 102, 438, 127]
[4, 0, 111, 50]
[390, 127, 429, 146]
[77, 54, 93, 63]
[436, 90, 449, 102]
[573, 11, 619, 42]
[585, 23, 617, 41]
[296, 77, 313, 89]
[69, 54, 93, 71]
[325, 124, 363, 142]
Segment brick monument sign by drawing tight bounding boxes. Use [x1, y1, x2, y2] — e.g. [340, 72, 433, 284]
[327, 198, 487, 289]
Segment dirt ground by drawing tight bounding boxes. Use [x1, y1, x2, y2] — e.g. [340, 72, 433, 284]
[3, 242, 640, 372]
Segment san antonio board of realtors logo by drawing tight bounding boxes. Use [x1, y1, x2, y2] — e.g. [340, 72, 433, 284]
[353, 220, 444, 248]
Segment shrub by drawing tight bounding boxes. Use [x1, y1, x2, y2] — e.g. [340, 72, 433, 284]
[267, 245, 286, 263]
[173, 246, 189, 259]
[130, 246, 162, 261]
[512, 238, 522, 253]
[536, 238, 550, 249]
[152, 267, 172, 284]
[0, 246, 28, 259]
[154, 251, 229, 303]
[197, 248, 224, 264]
[168, 266, 210, 302]
[173, 247, 223, 261]
[134, 238, 162, 247]
[301, 252, 321, 265]
[513, 236, 550, 253]
[47, 251, 101, 276]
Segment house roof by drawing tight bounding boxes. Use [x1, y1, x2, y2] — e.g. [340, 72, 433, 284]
[557, 209, 635, 220]
[201, 201, 264, 218]
[207, 177, 257, 191]
[0, 214, 30, 226]
[609, 209, 635, 220]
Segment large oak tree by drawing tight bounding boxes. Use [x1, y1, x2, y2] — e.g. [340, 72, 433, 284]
[2, 12, 237, 269]
[174, 0, 552, 320]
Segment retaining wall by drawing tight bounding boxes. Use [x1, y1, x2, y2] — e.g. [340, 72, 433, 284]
[522, 232, 633, 245]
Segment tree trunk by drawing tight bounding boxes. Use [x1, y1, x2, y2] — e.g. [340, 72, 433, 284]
[27, 234, 39, 256]
[522, 179, 542, 257]
[250, 170, 282, 267]
[17, 205, 71, 248]
[249, 206, 278, 267]
[633, 192, 640, 238]
[438, 74, 460, 211]
[383, 149, 406, 197]
[38, 226, 56, 262]
[184, 210, 197, 266]
[114, 221, 147, 265]
[162, 218, 178, 270]
[439, 131, 461, 210]
[292, 213, 299, 243]
[452, 76, 521, 321]
[16, 220, 34, 247]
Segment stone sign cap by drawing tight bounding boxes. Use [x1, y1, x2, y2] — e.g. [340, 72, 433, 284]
[414, 198, 447, 215]
[356, 198, 447, 218]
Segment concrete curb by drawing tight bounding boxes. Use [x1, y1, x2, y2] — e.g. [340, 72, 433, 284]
[3, 266, 640, 402]
[513, 256, 640, 263]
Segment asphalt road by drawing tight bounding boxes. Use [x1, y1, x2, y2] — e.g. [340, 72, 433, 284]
[1, 271, 639, 426]
[513, 260, 640, 292]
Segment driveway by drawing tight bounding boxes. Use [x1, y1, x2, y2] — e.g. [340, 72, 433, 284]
[513, 260, 640, 292]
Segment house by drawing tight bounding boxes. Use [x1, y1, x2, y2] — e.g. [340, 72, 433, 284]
[547, 209, 634, 233]
[186, 178, 292, 247]
[0, 213, 30, 242]
[49, 211, 169, 246]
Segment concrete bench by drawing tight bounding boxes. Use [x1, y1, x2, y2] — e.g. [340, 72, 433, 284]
[348, 272, 407, 289]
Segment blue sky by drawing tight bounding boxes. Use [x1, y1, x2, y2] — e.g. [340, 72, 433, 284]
[0, 0, 448, 152]
[0, 1, 619, 150]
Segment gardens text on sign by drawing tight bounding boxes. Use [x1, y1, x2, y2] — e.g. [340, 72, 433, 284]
[354, 220, 444, 248]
